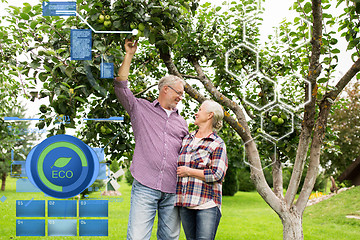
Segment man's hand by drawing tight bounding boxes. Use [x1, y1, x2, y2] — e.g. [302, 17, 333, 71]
[116, 39, 138, 81]
[124, 38, 138, 56]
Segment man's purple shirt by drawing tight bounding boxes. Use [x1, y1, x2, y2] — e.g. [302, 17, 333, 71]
[114, 80, 188, 193]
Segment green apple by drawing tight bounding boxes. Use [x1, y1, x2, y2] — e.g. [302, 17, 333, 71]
[104, 20, 112, 28]
[236, 59, 242, 65]
[100, 126, 107, 133]
[257, 128, 262, 133]
[271, 115, 278, 123]
[137, 30, 144, 37]
[98, 14, 105, 23]
[277, 118, 284, 125]
[105, 15, 111, 21]
[138, 23, 145, 31]
[130, 22, 136, 29]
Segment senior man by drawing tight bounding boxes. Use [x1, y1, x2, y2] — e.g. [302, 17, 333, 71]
[114, 39, 188, 240]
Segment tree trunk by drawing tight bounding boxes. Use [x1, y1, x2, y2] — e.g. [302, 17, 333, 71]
[281, 210, 303, 240]
[272, 152, 284, 199]
[1, 172, 6, 191]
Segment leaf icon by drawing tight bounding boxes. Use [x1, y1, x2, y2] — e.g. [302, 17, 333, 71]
[51, 157, 72, 168]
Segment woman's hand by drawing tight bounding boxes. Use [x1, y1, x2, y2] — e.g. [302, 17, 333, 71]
[177, 166, 191, 177]
[177, 166, 206, 181]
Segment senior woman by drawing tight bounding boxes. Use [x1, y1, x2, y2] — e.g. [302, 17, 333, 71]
[175, 100, 228, 240]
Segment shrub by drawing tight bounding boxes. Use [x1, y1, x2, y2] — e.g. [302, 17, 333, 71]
[223, 165, 239, 196]
[238, 168, 256, 192]
[125, 169, 134, 186]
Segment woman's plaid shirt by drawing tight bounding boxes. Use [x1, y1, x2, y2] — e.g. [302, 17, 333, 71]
[175, 131, 228, 209]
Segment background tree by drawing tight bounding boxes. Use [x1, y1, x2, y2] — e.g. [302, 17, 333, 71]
[321, 80, 360, 182]
[0, 105, 39, 191]
[1, 0, 360, 239]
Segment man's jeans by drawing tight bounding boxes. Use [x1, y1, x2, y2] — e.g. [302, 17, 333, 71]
[127, 179, 180, 240]
[179, 206, 221, 240]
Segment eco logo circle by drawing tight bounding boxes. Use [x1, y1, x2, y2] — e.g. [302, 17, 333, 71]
[26, 134, 99, 199]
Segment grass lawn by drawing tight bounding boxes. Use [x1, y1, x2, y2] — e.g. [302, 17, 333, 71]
[1, 176, 360, 239]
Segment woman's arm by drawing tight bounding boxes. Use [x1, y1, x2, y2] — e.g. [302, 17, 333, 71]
[203, 142, 227, 183]
[177, 166, 206, 182]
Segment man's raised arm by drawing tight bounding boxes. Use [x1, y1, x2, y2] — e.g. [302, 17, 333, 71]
[115, 39, 138, 82]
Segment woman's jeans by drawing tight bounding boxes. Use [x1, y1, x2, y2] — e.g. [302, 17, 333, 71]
[179, 206, 221, 240]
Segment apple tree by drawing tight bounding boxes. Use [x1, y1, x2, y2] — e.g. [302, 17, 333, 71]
[2, 0, 360, 239]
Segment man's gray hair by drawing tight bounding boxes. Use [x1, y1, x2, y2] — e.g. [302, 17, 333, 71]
[203, 100, 224, 132]
[158, 75, 186, 91]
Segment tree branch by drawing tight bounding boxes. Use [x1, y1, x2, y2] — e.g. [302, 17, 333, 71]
[181, 74, 200, 80]
[187, 56, 285, 213]
[272, 152, 284, 199]
[188, 55, 251, 141]
[296, 57, 360, 212]
[285, 0, 323, 207]
[134, 83, 157, 97]
[326, 58, 360, 100]
[159, 50, 207, 103]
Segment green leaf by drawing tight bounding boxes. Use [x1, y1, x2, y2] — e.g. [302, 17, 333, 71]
[74, 85, 86, 90]
[64, 67, 73, 78]
[57, 95, 67, 99]
[61, 82, 70, 88]
[30, 20, 38, 29]
[304, 2, 312, 14]
[51, 157, 72, 168]
[30, 61, 41, 69]
[74, 96, 86, 103]
[23, 4, 32, 14]
[163, 29, 178, 45]
[20, 13, 30, 20]
[318, 78, 328, 83]
[39, 72, 49, 82]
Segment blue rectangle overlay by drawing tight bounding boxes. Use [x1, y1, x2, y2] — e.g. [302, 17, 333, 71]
[92, 148, 105, 162]
[16, 178, 41, 192]
[100, 62, 114, 79]
[48, 219, 77, 236]
[16, 200, 45, 217]
[48, 200, 77, 217]
[97, 163, 107, 180]
[43, 1, 76, 16]
[79, 219, 108, 236]
[79, 200, 108, 217]
[71, 29, 92, 60]
[16, 219, 45, 236]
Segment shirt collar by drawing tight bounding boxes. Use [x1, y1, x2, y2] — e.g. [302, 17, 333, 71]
[190, 130, 217, 140]
[153, 99, 179, 113]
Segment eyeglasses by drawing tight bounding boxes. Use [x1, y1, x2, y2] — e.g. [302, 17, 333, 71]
[167, 85, 184, 97]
